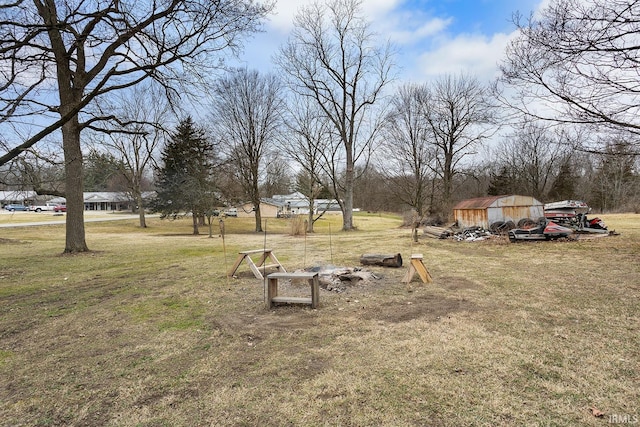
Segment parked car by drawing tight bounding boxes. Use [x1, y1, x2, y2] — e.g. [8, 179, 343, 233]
[223, 208, 238, 217]
[3, 204, 28, 211]
[29, 202, 57, 212]
[53, 205, 67, 212]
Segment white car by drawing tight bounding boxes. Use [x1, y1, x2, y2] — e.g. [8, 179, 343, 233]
[29, 203, 57, 212]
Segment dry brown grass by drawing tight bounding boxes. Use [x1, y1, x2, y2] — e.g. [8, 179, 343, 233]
[0, 212, 638, 426]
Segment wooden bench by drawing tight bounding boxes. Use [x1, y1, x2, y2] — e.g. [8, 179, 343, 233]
[227, 249, 286, 280]
[266, 272, 319, 309]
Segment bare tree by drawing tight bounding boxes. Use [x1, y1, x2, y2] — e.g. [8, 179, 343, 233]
[490, 122, 572, 201]
[101, 83, 170, 228]
[210, 68, 284, 233]
[0, 0, 272, 252]
[379, 83, 436, 221]
[590, 138, 639, 211]
[498, 0, 640, 152]
[281, 96, 331, 232]
[2, 148, 65, 197]
[276, 0, 394, 231]
[261, 154, 293, 197]
[418, 74, 498, 214]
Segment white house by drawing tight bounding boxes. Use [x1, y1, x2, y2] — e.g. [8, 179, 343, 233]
[269, 192, 341, 216]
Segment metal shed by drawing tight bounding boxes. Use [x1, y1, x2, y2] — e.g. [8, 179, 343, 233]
[453, 195, 544, 229]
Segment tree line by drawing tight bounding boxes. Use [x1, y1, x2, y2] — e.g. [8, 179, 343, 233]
[1, 0, 639, 252]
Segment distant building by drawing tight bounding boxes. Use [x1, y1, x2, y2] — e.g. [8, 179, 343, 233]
[235, 200, 280, 218]
[268, 192, 341, 216]
[229, 192, 342, 219]
[0, 190, 38, 207]
[2, 191, 155, 211]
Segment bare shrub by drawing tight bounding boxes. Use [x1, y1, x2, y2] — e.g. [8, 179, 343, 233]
[289, 215, 306, 236]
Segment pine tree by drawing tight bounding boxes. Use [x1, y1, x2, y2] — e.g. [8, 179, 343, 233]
[487, 166, 515, 196]
[153, 117, 218, 234]
[547, 160, 576, 201]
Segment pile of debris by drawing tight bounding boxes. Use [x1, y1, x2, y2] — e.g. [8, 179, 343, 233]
[543, 200, 609, 234]
[304, 266, 381, 293]
[423, 225, 494, 241]
[422, 200, 614, 243]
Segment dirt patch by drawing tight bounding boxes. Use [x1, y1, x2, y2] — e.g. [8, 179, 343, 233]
[361, 294, 476, 323]
[210, 309, 321, 335]
[0, 238, 26, 244]
[438, 276, 482, 291]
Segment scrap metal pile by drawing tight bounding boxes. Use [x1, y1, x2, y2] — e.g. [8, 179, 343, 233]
[424, 200, 612, 243]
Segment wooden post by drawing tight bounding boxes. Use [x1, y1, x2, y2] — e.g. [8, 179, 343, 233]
[267, 276, 279, 309]
[310, 274, 319, 309]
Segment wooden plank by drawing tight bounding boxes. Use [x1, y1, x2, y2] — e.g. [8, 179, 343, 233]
[401, 264, 416, 283]
[412, 258, 433, 283]
[255, 251, 270, 267]
[267, 252, 286, 272]
[271, 296, 313, 305]
[239, 249, 273, 255]
[267, 272, 317, 279]
[246, 257, 264, 280]
[267, 277, 278, 308]
[227, 254, 247, 277]
[311, 276, 319, 309]
[402, 258, 433, 283]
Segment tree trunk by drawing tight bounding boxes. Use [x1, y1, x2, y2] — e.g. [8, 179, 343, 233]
[192, 213, 199, 235]
[343, 158, 354, 230]
[254, 202, 263, 232]
[135, 190, 146, 228]
[307, 207, 314, 233]
[359, 253, 403, 268]
[62, 116, 89, 253]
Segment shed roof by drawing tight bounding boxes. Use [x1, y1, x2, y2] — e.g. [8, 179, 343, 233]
[453, 195, 543, 210]
[453, 195, 507, 210]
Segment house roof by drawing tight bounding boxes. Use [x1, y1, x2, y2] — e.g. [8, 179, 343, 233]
[0, 190, 37, 201]
[8, 191, 155, 204]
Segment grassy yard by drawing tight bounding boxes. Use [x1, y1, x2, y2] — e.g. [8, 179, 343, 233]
[0, 212, 638, 426]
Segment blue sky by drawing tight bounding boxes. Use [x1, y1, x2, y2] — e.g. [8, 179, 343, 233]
[235, 0, 546, 83]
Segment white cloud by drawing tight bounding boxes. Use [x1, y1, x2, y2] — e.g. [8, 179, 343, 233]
[266, 0, 402, 34]
[248, 0, 541, 82]
[359, 0, 403, 20]
[385, 17, 452, 44]
[410, 31, 515, 82]
[265, 0, 306, 34]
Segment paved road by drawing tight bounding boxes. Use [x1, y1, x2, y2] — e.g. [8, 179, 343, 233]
[0, 212, 152, 228]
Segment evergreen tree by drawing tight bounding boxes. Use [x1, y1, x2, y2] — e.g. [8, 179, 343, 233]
[547, 160, 576, 201]
[487, 166, 515, 196]
[83, 149, 126, 192]
[152, 117, 218, 234]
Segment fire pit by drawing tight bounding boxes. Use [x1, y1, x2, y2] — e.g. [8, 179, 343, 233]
[304, 266, 380, 292]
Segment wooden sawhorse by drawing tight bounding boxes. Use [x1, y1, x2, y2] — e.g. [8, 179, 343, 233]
[266, 272, 319, 309]
[227, 249, 286, 280]
[402, 254, 433, 283]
